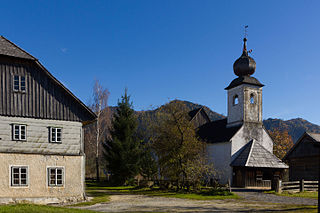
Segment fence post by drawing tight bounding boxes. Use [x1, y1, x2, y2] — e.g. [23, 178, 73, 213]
[300, 179, 304, 192]
[275, 179, 281, 193]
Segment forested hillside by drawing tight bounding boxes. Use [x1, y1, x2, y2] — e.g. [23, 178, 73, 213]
[112, 100, 320, 143]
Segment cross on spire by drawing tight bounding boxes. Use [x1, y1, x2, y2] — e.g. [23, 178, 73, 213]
[244, 25, 248, 39]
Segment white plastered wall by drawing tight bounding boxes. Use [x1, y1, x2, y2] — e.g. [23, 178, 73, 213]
[0, 153, 84, 202]
[206, 142, 232, 185]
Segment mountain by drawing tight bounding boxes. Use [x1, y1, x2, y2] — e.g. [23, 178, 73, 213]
[263, 118, 320, 142]
[132, 100, 320, 143]
[107, 100, 319, 143]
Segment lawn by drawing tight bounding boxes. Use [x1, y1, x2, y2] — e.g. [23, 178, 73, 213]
[85, 181, 240, 201]
[0, 204, 98, 213]
[265, 190, 318, 199]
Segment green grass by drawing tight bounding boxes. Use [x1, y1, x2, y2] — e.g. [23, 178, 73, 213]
[71, 191, 110, 207]
[0, 204, 98, 213]
[265, 190, 318, 199]
[85, 181, 135, 191]
[85, 181, 239, 201]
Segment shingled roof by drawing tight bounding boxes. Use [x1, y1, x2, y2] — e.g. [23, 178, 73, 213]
[197, 118, 242, 143]
[225, 75, 264, 90]
[308, 132, 320, 142]
[231, 140, 288, 168]
[0, 36, 35, 60]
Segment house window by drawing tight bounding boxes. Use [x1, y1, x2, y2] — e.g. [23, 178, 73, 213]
[250, 94, 255, 104]
[11, 166, 28, 186]
[48, 167, 64, 187]
[233, 95, 239, 105]
[13, 75, 26, 92]
[12, 124, 26, 141]
[49, 127, 62, 143]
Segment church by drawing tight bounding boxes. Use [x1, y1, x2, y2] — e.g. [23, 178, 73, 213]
[191, 38, 288, 188]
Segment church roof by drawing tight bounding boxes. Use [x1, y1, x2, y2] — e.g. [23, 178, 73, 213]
[225, 75, 264, 90]
[231, 140, 288, 168]
[197, 118, 242, 143]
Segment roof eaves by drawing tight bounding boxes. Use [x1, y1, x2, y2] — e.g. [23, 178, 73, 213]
[244, 140, 254, 167]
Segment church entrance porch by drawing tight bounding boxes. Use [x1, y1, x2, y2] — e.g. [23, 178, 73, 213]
[232, 167, 283, 189]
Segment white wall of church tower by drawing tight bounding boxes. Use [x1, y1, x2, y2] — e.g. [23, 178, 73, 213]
[227, 84, 262, 127]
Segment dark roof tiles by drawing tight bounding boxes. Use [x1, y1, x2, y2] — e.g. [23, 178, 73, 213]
[197, 118, 242, 143]
[225, 75, 264, 90]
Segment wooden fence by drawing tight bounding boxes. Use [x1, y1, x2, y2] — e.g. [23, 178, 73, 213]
[275, 179, 318, 193]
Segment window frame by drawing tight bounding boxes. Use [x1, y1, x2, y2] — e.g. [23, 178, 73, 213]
[13, 75, 26, 92]
[12, 124, 27, 141]
[47, 167, 64, 187]
[10, 166, 28, 187]
[49, 127, 62, 143]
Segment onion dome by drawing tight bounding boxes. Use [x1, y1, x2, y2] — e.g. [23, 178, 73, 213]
[233, 38, 256, 76]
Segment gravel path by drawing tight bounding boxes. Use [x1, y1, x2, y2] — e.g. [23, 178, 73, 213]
[78, 194, 270, 212]
[232, 188, 317, 206]
[76, 193, 316, 212]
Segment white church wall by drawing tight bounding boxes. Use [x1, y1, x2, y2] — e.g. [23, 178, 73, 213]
[230, 126, 248, 161]
[261, 127, 274, 152]
[207, 142, 232, 184]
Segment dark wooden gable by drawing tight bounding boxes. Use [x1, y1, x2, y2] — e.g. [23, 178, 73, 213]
[284, 132, 320, 160]
[0, 37, 96, 122]
[189, 107, 211, 129]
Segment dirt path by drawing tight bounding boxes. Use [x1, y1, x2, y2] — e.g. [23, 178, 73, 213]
[76, 194, 315, 212]
[233, 189, 317, 206]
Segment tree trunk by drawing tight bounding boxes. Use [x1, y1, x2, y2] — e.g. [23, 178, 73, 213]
[96, 119, 100, 182]
[96, 157, 100, 182]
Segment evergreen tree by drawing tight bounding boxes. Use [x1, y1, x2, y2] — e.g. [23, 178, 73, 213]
[139, 144, 158, 181]
[103, 89, 141, 185]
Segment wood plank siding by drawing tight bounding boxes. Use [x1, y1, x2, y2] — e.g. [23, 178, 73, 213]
[284, 132, 320, 181]
[0, 56, 94, 122]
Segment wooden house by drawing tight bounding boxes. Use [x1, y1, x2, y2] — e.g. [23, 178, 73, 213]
[189, 38, 288, 188]
[283, 132, 320, 181]
[0, 36, 96, 203]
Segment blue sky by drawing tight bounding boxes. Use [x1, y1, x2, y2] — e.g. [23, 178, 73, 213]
[1, 0, 320, 124]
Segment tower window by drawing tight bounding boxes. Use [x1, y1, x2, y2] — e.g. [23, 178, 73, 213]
[250, 94, 255, 104]
[233, 95, 239, 105]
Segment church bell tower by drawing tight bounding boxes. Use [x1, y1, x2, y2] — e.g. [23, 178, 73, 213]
[225, 38, 264, 127]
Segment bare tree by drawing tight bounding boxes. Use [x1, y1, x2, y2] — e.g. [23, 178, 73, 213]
[86, 80, 110, 181]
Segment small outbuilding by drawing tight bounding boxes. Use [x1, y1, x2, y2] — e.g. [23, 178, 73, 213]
[283, 132, 320, 181]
